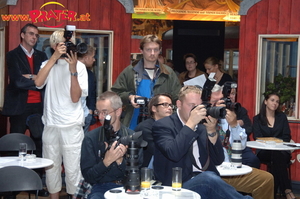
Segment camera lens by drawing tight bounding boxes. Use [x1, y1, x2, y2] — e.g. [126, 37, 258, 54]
[206, 106, 226, 119]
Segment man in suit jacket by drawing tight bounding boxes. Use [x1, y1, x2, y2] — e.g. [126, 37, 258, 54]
[1, 23, 48, 197]
[135, 93, 174, 168]
[2, 23, 47, 133]
[153, 85, 252, 199]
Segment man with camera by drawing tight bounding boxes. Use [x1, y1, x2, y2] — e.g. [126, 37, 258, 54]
[111, 35, 181, 130]
[209, 83, 273, 199]
[35, 29, 88, 199]
[81, 91, 143, 199]
[135, 93, 174, 168]
[153, 85, 252, 199]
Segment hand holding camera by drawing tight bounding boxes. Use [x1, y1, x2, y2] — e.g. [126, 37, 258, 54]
[186, 104, 207, 129]
[225, 109, 238, 127]
[103, 141, 127, 167]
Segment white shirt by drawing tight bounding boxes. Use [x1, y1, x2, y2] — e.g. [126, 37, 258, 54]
[219, 119, 247, 162]
[37, 59, 88, 127]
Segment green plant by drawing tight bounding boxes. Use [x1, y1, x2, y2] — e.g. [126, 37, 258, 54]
[263, 74, 296, 104]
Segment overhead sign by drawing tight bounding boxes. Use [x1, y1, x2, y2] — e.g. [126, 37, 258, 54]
[132, 0, 240, 22]
[1, 1, 91, 28]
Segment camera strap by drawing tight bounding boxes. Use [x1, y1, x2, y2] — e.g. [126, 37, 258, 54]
[223, 125, 230, 147]
[190, 138, 210, 172]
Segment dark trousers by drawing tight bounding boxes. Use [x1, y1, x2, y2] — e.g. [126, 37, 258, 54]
[257, 150, 291, 195]
[242, 147, 261, 169]
[9, 102, 44, 178]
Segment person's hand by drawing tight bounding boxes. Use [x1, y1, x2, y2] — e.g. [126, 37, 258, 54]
[203, 115, 217, 133]
[103, 141, 127, 167]
[52, 42, 66, 60]
[65, 50, 77, 73]
[186, 105, 207, 130]
[225, 109, 238, 127]
[129, 95, 142, 108]
[237, 119, 244, 127]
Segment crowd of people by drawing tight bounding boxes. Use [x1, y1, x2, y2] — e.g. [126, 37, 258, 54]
[1, 23, 296, 199]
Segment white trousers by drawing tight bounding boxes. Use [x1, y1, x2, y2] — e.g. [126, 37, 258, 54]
[43, 125, 84, 194]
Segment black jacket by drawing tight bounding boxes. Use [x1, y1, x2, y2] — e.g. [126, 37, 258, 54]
[2, 45, 47, 116]
[153, 113, 224, 186]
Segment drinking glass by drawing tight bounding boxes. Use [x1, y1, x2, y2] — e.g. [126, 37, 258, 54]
[141, 167, 151, 190]
[172, 167, 182, 191]
[19, 143, 27, 161]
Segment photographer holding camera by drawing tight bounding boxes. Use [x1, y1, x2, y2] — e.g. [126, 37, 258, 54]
[81, 91, 142, 199]
[111, 35, 181, 130]
[209, 83, 273, 199]
[35, 29, 88, 199]
[153, 85, 253, 199]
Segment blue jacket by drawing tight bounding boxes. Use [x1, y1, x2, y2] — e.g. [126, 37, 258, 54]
[153, 113, 224, 186]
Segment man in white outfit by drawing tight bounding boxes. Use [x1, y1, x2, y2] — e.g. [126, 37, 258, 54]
[35, 29, 88, 199]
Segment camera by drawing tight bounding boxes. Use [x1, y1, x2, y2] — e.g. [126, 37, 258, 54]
[134, 97, 150, 124]
[63, 25, 88, 56]
[221, 82, 241, 112]
[199, 78, 226, 122]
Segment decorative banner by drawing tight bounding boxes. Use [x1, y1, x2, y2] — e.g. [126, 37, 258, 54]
[132, 0, 240, 22]
[1, 1, 91, 28]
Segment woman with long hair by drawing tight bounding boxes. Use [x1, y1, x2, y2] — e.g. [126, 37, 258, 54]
[204, 56, 232, 86]
[253, 93, 294, 199]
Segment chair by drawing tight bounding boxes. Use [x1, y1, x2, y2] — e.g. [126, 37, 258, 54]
[0, 166, 43, 199]
[0, 133, 36, 154]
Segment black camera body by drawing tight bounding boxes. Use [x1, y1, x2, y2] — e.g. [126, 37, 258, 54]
[134, 97, 150, 124]
[199, 79, 226, 121]
[221, 82, 241, 112]
[63, 25, 88, 56]
[134, 97, 149, 105]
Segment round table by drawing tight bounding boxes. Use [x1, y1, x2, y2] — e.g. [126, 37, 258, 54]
[104, 186, 201, 199]
[0, 156, 53, 169]
[246, 141, 300, 151]
[216, 162, 252, 176]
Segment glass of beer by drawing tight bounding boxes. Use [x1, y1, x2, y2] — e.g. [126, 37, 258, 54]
[172, 167, 182, 191]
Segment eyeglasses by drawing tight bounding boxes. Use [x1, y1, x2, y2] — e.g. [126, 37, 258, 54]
[186, 61, 196, 65]
[25, 32, 40, 39]
[94, 109, 116, 116]
[154, 103, 175, 109]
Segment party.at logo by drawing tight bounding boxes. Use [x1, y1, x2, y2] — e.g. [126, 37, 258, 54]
[1, 2, 91, 28]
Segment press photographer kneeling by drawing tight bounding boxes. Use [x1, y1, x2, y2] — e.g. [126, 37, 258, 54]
[80, 91, 145, 199]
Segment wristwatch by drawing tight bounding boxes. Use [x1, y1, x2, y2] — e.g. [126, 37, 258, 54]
[29, 74, 33, 80]
[207, 132, 217, 137]
[70, 72, 78, 76]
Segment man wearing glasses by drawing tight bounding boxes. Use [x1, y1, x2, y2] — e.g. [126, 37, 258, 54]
[153, 85, 253, 199]
[135, 93, 174, 168]
[111, 34, 181, 130]
[2, 23, 48, 197]
[81, 91, 139, 199]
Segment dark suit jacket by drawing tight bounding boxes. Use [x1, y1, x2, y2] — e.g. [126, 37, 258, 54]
[153, 113, 224, 186]
[135, 118, 155, 167]
[2, 45, 48, 116]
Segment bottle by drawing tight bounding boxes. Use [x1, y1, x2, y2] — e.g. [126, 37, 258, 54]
[231, 140, 242, 168]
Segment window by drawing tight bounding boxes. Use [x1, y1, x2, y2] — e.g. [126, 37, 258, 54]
[256, 35, 299, 119]
[224, 49, 239, 82]
[37, 27, 113, 96]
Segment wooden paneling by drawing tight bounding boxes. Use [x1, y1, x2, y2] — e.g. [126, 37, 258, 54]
[3, 0, 132, 133]
[239, 0, 300, 181]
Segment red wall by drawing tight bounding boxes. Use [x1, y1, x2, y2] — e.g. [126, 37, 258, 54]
[6, 0, 132, 82]
[1, 0, 132, 135]
[239, 0, 300, 181]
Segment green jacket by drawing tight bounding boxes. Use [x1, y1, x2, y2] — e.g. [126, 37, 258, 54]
[111, 59, 181, 127]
